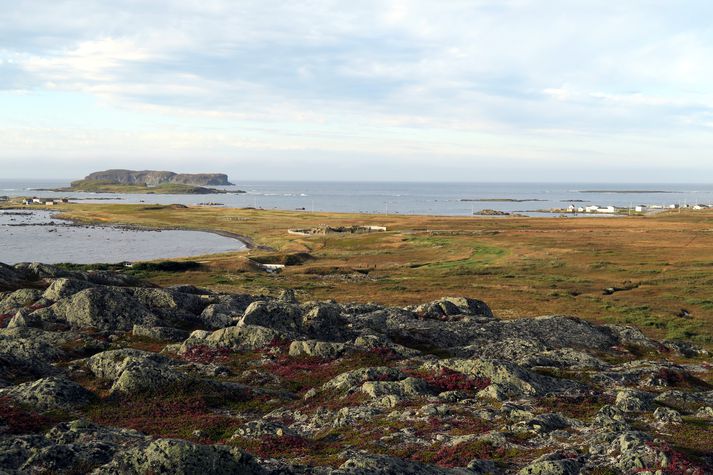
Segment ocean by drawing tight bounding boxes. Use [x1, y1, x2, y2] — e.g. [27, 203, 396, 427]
[1, 180, 711, 216]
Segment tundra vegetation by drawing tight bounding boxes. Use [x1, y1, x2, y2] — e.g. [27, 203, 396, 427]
[0, 202, 712, 473]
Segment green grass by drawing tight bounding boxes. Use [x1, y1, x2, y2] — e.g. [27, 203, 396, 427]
[57, 179, 227, 194]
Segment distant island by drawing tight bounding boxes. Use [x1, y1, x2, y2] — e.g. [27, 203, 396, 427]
[578, 190, 677, 194]
[49, 169, 243, 194]
[460, 198, 546, 202]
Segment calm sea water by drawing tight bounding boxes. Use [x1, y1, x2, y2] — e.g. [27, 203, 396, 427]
[1, 180, 711, 216]
[0, 210, 245, 264]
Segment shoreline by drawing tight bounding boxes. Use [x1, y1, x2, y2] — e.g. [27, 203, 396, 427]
[55, 212, 256, 250]
[1, 207, 254, 254]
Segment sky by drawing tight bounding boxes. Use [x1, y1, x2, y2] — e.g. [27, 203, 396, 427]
[1, 1, 712, 182]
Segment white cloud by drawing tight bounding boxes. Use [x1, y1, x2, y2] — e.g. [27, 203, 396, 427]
[1, 1, 713, 179]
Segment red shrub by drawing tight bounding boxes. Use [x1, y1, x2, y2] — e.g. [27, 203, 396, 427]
[267, 355, 331, 379]
[0, 396, 50, 434]
[0, 313, 13, 328]
[252, 435, 311, 458]
[657, 368, 686, 386]
[89, 395, 238, 441]
[636, 441, 706, 475]
[266, 338, 291, 351]
[415, 368, 490, 392]
[181, 345, 231, 364]
[417, 440, 506, 468]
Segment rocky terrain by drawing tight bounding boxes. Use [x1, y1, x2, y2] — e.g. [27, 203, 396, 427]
[0, 262, 711, 474]
[81, 170, 233, 186]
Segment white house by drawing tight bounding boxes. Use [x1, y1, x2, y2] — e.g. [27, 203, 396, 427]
[584, 205, 600, 213]
[32, 198, 42, 203]
[635, 205, 647, 212]
[596, 206, 615, 213]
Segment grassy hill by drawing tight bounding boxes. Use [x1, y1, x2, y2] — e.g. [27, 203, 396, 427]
[57, 180, 229, 195]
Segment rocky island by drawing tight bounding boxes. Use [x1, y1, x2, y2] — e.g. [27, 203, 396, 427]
[51, 169, 242, 194]
[1, 262, 711, 474]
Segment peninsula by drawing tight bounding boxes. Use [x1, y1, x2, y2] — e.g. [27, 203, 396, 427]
[50, 169, 241, 194]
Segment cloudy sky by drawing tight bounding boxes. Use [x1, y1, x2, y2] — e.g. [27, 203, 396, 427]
[1, 1, 712, 181]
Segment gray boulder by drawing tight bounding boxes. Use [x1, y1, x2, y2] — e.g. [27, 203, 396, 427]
[132, 324, 189, 342]
[0, 288, 42, 313]
[300, 301, 352, 341]
[37, 287, 160, 331]
[201, 324, 281, 351]
[42, 278, 95, 302]
[614, 389, 655, 412]
[95, 438, 265, 474]
[414, 296, 493, 320]
[338, 452, 466, 474]
[289, 340, 347, 359]
[87, 349, 186, 394]
[321, 367, 406, 394]
[0, 376, 93, 411]
[130, 287, 208, 318]
[653, 406, 682, 425]
[240, 300, 303, 334]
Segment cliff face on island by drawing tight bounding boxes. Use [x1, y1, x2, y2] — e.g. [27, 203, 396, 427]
[83, 169, 233, 186]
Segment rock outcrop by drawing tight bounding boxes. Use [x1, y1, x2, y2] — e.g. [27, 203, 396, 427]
[1, 262, 711, 474]
[82, 169, 233, 186]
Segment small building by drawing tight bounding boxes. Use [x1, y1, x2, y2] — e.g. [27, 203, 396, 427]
[584, 205, 599, 213]
[596, 206, 615, 213]
[44, 200, 55, 206]
[22, 199, 31, 205]
[635, 205, 647, 212]
[32, 198, 42, 204]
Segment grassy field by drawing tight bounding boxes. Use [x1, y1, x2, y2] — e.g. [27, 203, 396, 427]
[13, 201, 713, 348]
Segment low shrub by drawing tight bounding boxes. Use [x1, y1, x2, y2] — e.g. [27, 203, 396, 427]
[0, 396, 51, 434]
[88, 394, 241, 441]
[0, 313, 13, 328]
[636, 441, 706, 475]
[131, 261, 201, 272]
[181, 345, 231, 364]
[412, 367, 491, 392]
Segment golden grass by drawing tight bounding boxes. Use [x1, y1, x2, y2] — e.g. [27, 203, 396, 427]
[18, 202, 713, 347]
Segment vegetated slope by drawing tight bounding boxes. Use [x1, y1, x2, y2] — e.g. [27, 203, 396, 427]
[65, 179, 229, 194]
[1, 263, 711, 474]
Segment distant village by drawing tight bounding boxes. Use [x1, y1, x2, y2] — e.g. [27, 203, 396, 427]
[565, 203, 712, 214]
[19, 197, 70, 206]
